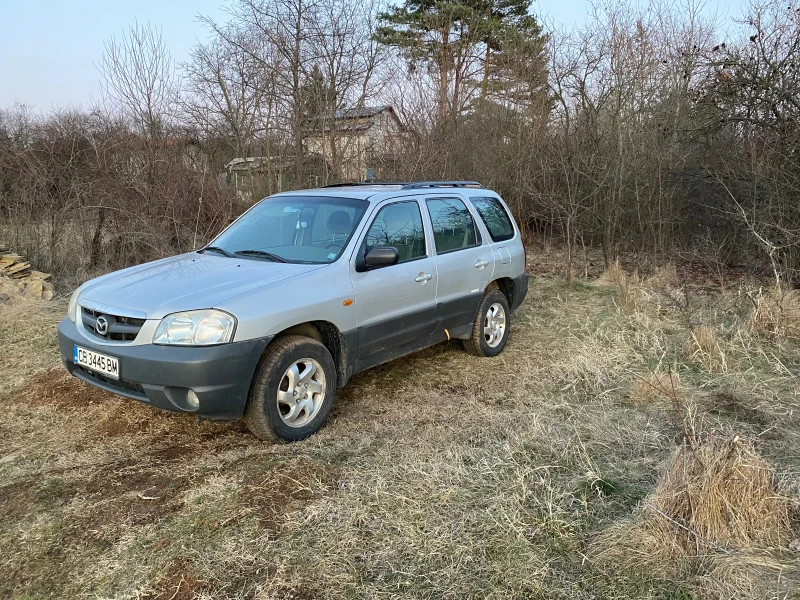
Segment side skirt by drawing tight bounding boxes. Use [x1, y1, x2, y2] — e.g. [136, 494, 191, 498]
[353, 330, 450, 376]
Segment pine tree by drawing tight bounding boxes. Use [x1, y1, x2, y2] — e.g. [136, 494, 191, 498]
[471, 0, 548, 109]
[375, 0, 483, 124]
[299, 64, 336, 125]
[374, 0, 548, 123]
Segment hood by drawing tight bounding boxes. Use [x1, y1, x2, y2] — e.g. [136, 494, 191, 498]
[79, 252, 325, 319]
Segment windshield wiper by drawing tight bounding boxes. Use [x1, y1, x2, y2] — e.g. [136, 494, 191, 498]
[200, 246, 237, 258]
[235, 249, 288, 263]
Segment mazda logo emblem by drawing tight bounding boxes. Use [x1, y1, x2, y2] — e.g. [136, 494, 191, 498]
[96, 316, 109, 335]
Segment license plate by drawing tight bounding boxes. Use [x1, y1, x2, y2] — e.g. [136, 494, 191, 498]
[74, 346, 119, 380]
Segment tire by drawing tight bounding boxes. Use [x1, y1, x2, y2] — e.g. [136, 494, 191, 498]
[463, 290, 511, 357]
[245, 335, 336, 441]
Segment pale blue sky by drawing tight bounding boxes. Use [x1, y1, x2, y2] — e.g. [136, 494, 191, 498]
[0, 0, 745, 111]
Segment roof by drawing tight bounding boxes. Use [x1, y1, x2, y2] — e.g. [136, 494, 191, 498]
[225, 156, 291, 171]
[303, 105, 401, 134]
[273, 185, 404, 201]
[332, 105, 392, 120]
[270, 181, 485, 203]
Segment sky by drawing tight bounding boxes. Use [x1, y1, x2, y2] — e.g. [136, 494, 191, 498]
[0, 0, 746, 112]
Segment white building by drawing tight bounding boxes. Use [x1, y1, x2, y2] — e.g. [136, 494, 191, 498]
[304, 106, 404, 182]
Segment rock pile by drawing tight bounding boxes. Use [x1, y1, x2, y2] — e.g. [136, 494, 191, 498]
[0, 244, 54, 301]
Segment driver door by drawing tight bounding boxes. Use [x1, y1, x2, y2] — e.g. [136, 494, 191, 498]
[349, 199, 438, 369]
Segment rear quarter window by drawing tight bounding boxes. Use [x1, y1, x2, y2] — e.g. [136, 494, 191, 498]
[470, 197, 515, 242]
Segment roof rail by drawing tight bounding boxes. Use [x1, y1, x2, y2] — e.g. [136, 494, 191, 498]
[322, 182, 406, 188]
[400, 181, 482, 190]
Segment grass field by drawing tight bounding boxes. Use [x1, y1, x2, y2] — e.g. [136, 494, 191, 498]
[1, 251, 798, 599]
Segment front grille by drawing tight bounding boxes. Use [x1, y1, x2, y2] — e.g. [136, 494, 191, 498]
[76, 366, 147, 398]
[81, 307, 145, 342]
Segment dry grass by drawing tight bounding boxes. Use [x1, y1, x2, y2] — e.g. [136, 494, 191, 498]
[594, 260, 654, 313]
[683, 324, 728, 372]
[652, 436, 790, 548]
[594, 259, 627, 287]
[592, 435, 797, 599]
[746, 285, 800, 337]
[0, 297, 66, 395]
[647, 263, 680, 288]
[1, 262, 798, 599]
[629, 371, 681, 405]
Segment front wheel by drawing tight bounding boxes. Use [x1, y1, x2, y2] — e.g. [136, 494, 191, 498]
[463, 290, 511, 357]
[245, 335, 336, 441]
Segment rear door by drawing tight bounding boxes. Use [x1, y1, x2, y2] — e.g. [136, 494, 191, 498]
[423, 195, 494, 332]
[349, 198, 437, 367]
[468, 195, 518, 269]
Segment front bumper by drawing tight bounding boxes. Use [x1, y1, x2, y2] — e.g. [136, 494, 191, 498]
[58, 318, 270, 420]
[511, 272, 529, 311]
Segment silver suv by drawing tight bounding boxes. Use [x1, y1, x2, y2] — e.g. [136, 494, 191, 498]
[58, 181, 529, 440]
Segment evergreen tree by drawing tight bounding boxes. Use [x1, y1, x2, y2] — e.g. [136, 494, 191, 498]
[375, 1, 483, 124]
[471, 0, 548, 109]
[299, 64, 336, 125]
[375, 0, 548, 123]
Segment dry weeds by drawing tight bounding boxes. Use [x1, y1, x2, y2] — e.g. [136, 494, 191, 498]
[592, 434, 797, 599]
[746, 285, 800, 337]
[594, 259, 627, 287]
[594, 260, 654, 314]
[629, 371, 681, 405]
[647, 263, 680, 288]
[683, 324, 728, 372]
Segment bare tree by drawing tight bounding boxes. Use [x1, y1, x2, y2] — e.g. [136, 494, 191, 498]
[97, 22, 178, 140]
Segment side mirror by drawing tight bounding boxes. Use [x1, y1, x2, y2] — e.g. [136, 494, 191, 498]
[364, 246, 399, 269]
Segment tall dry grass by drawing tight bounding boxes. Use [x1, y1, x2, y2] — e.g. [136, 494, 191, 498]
[591, 435, 797, 599]
[746, 286, 800, 337]
[647, 263, 679, 288]
[594, 260, 650, 313]
[683, 324, 728, 372]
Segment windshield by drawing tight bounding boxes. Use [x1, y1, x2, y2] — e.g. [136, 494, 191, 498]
[206, 195, 368, 264]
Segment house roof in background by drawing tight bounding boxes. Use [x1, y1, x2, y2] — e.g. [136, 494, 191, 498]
[332, 105, 393, 119]
[225, 156, 293, 171]
[304, 105, 403, 136]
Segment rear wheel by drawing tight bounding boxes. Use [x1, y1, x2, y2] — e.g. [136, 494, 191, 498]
[245, 335, 336, 441]
[463, 290, 510, 357]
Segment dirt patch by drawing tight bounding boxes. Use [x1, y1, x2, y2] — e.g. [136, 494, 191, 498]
[0, 452, 192, 532]
[706, 392, 772, 429]
[140, 558, 203, 600]
[8, 367, 254, 444]
[92, 407, 155, 437]
[0, 479, 36, 521]
[10, 367, 116, 410]
[237, 457, 337, 532]
[71, 467, 191, 544]
[81, 467, 187, 500]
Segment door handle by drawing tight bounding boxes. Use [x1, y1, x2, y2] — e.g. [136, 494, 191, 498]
[415, 273, 433, 283]
[474, 259, 489, 269]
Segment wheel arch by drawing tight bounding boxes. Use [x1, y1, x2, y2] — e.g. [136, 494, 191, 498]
[273, 321, 350, 387]
[488, 277, 514, 307]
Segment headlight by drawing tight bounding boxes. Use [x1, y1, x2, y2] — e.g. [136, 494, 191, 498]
[67, 284, 85, 323]
[153, 309, 236, 346]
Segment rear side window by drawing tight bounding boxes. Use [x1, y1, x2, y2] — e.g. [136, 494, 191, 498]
[426, 197, 479, 254]
[470, 197, 515, 242]
[364, 201, 426, 263]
